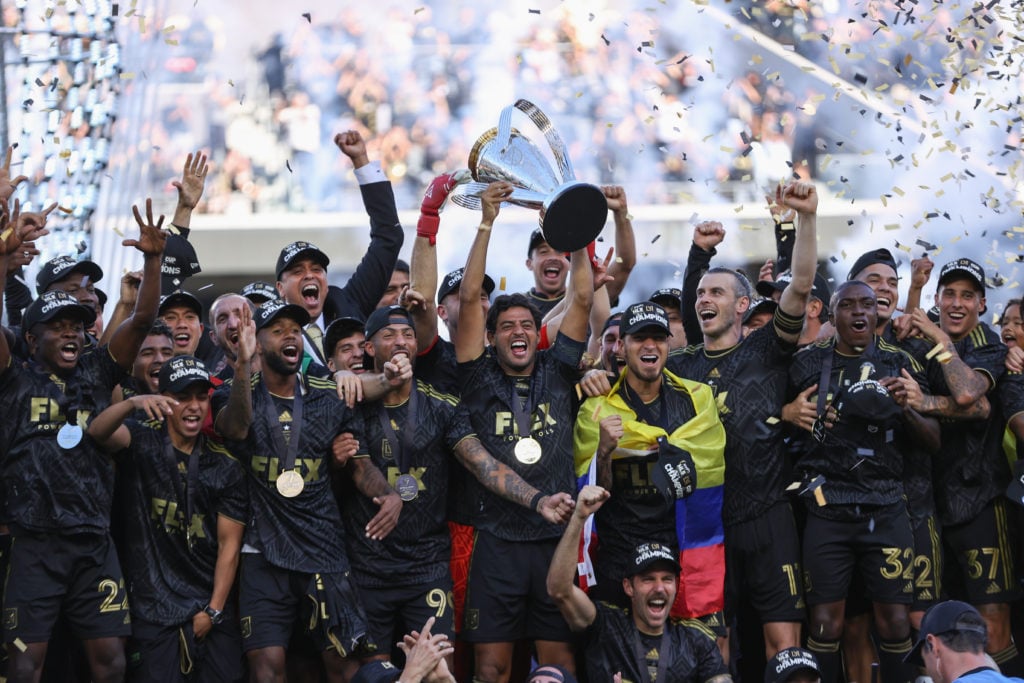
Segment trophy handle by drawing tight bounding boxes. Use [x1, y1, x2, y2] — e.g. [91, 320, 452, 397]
[494, 99, 577, 184]
[449, 181, 546, 211]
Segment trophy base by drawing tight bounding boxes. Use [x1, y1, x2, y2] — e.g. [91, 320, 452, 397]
[541, 182, 608, 252]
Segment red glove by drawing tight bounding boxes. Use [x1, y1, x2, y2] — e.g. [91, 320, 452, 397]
[417, 173, 458, 245]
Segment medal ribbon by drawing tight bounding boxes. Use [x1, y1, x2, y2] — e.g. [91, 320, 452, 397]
[508, 375, 537, 441]
[162, 433, 203, 540]
[631, 628, 671, 683]
[263, 376, 304, 477]
[376, 385, 418, 474]
[620, 379, 666, 430]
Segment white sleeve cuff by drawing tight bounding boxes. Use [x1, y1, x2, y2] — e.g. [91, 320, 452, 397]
[353, 162, 386, 185]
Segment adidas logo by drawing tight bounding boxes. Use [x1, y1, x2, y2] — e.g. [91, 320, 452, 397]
[707, 368, 720, 379]
[278, 410, 292, 423]
[987, 582, 1002, 595]
[918, 589, 933, 600]
[646, 648, 659, 660]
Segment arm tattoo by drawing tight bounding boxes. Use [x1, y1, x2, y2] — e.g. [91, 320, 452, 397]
[919, 393, 991, 420]
[351, 458, 392, 498]
[455, 437, 539, 509]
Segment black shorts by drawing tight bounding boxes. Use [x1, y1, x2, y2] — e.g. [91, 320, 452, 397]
[462, 532, 571, 643]
[942, 498, 1020, 605]
[126, 612, 243, 683]
[356, 577, 455, 650]
[724, 502, 805, 623]
[802, 504, 914, 606]
[2, 530, 131, 643]
[238, 552, 375, 657]
[910, 514, 943, 613]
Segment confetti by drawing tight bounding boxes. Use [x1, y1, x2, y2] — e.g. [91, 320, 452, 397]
[499, 276, 506, 291]
[301, 12, 311, 23]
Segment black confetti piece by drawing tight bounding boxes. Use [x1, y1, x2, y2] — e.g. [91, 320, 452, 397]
[285, 160, 293, 173]
[301, 12, 311, 22]
[915, 238, 938, 250]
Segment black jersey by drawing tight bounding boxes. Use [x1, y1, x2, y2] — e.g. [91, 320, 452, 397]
[668, 311, 800, 526]
[891, 333, 938, 521]
[458, 332, 585, 541]
[0, 348, 127, 533]
[585, 602, 727, 683]
[212, 372, 365, 573]
[415, 336, 459, 395]
[116, 421, 246, 625]
[788, 337, 925, 517]
[346, 380, 473, 588]
[924, 323, 1007, 526]
[522, 289, 563, 318]
[415, 336, 481, 526]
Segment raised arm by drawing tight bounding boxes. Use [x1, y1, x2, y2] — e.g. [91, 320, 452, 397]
[547, 485, 609, 631]
[214, 304, 256, 440]
[170, 150, 209, 231]
[0, 200, 23, 371]
[557, 245, 598, 344]
[775, 181, 817, 342]
[682, 221, 726, 346]
[409, 173, 459, 347]
[328, 131, 404, 320]
[602, 186, 635, 306]
[455, 181, 511, 363]
[108, 199, 167, 370]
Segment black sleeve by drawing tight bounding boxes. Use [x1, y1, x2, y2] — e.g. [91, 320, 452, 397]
[325, 180, 405, 321]
[681, 243, 715, 346]
[5, 270, 32, 326]
[773, 220, 795, 275]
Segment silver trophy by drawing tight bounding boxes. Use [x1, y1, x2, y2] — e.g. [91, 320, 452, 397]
[450, 99, 607, 252]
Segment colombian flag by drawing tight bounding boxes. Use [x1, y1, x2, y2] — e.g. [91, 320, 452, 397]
[573, 369, 726, 619]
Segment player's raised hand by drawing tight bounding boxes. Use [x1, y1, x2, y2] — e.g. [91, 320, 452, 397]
[776, 180, 818, 216]
[172, 150, 209, 210]
[125, 199, 167, 257]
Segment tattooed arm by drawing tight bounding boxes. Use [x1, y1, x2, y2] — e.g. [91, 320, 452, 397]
[349, 456, 402, 541]
[453, 436, 574, 524]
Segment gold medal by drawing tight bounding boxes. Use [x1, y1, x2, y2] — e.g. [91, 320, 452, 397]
[514, 437, 542, 464]
[395, 473, 419, 502]
[275, 469, 305, 497]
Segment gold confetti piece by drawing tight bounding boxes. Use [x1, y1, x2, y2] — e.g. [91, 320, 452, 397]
[0, 228, 11, 241]
[814, 487, 826, 507]
[113, 226, 124, 237]
[139, 15, 146, 33]
[885, 223, 901, 231]
[119, 72, 135, 80]
[591, 402, 602, 422]
[59, 149, 71, 159]
[162, 24, 175, 33]
[164, 39, 178, 46]
[414, 6, 425, 13]
[58, 205, 72, 214]
[897, 243, 911, 252]
[13, 637, 26, 652]
[575, 384, 582, 401]
[499, 276, 506, 291]
[893, 187, 905, 196]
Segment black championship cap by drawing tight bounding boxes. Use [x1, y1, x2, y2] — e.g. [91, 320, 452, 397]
[744, 297, 778, 323]
[847, 248, 898, 282]
[621, 301, 672, 337]
[437, 267, 496, 304]
[22, 290, 96, 335]
[350, 660, 401, 683]
[160, 233, 202, 293]
[628, 542, 681, 577]
[904, 601, 987, 665]
[158, 355, 213, 394]
[35, 255, 103, 295]
[601, 312, 623, 335]
[240, 281, 279, 304]
[254, 299, 310, 331]
[765, 648, 821, 683]
[364, 305, 416, 340]
[276, 241, 330, 280]
[649, 287, 682, 310]
[324, 316, 366, 357]
[159, 290, 203, 317]
[756, 270, 832, 303]
[937, 258, 985, 294]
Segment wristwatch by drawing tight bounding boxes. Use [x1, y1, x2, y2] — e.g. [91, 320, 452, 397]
[203, 605, 224, 625]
